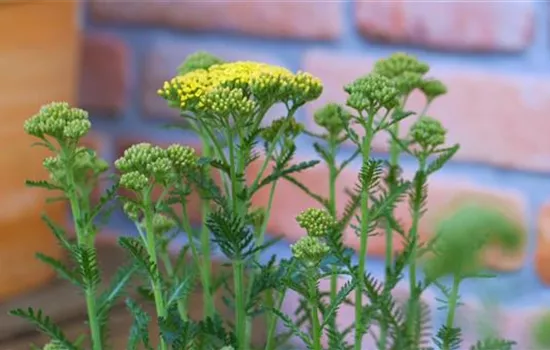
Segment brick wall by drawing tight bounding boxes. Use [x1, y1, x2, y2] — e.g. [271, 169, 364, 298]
[80, 1, 550, 347]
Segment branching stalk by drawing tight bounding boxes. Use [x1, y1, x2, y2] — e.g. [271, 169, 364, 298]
[65, 151, 102, 350]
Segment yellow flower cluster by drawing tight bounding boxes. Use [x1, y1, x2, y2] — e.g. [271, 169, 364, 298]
[158, 60, 323, 118]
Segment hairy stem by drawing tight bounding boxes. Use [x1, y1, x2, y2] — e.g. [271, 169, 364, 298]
[443, 274, 461, 350]
[143, 192, 167, 350]
[65, 151, 102, 350]
[355, 114, 375, 350]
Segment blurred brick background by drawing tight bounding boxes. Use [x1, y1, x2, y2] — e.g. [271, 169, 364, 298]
[76, 1, 550, 348]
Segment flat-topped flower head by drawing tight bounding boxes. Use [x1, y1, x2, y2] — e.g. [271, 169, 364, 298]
[177, 51, 224, 76]
[421, 78, 448, 102]
[409, 116, 446, 151]
[373, 52, 429, 78]
[261, 116, 304, 143]
[344, 74, 400, 113]
[296, 208, 336, 237]
[291, 236, 329, 265]
[158, 61, 322, 120]
[24, 102, 91, 141]
[165, 144, 198, 173]
[314, 103, 351, 136]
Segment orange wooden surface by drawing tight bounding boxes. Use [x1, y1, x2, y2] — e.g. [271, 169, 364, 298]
[0, 0, 80, 301]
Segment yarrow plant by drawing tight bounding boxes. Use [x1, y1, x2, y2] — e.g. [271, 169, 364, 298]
[12, 52, 524, 350]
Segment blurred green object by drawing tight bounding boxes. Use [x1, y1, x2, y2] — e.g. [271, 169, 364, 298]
[177, 51, 224, 75]
[533, 311, 550, 348]
[422, 203, 523, 280]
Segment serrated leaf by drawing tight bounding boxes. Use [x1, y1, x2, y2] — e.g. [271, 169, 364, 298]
[271, 308, 312, 347]
[126, 299, 153, 350]
[35, 253, 81, 287]
[9, 308, 77, 350]
[25, 180, 63, 191]
[427, 144, 459, 175]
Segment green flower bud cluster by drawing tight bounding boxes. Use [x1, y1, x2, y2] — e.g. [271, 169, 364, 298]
[177, 51, 224, 76]
[420, 78, 448, 102]
[123, 201, 142, 222]
[291, 235, 330, 265]
[150, 213, 176, 235]
[296, 208, 336, 237]
[409, 116, 446, 151]
[24, 102, 91, 141]
[202, 86, 256, 118]
[261, 116, 304, 143]
[344, 74, 400, 113]
[43, 147, 108, 187]
[115, 143, 198, 192]
[373, 52, 429, 78]
[373, 52, 447, 101]
[291, 208, 335, 265]
[313, 103, 351, 136]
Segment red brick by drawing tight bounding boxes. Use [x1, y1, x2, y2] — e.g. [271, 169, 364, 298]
[91, 0, 342, 40]
[535, 202, 550, 284]
[79, 33, 128, 115]
[355, 1, 533, 52]
[249, 156, 527, 271]
[142, 40, 287, 120]
[303, 50, 550, 173]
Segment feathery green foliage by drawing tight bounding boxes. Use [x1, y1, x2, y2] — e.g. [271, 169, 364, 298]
[14, 53, 524, 350]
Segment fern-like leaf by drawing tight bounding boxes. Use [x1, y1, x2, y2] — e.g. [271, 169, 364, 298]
[9, 308, 77, 350]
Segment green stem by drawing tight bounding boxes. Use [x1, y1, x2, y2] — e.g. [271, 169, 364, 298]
[265, 289, 288, 350]
[143, 193, 168, 350]
[379, 123, 400, 350]
[160, 251, 188, 321]
[65, 150, 102, 350]
[180, 196, 213, 319]
[443, 274, 461, 350]
[244, 180, 278, 344]
[309, 276, 322, 350]
[234, 260, 247, 350]
[327, 135, 339, 338]
[200, 137, 215, 318]
[355, 114, 375, 350]
[407, 156, 426, 344]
